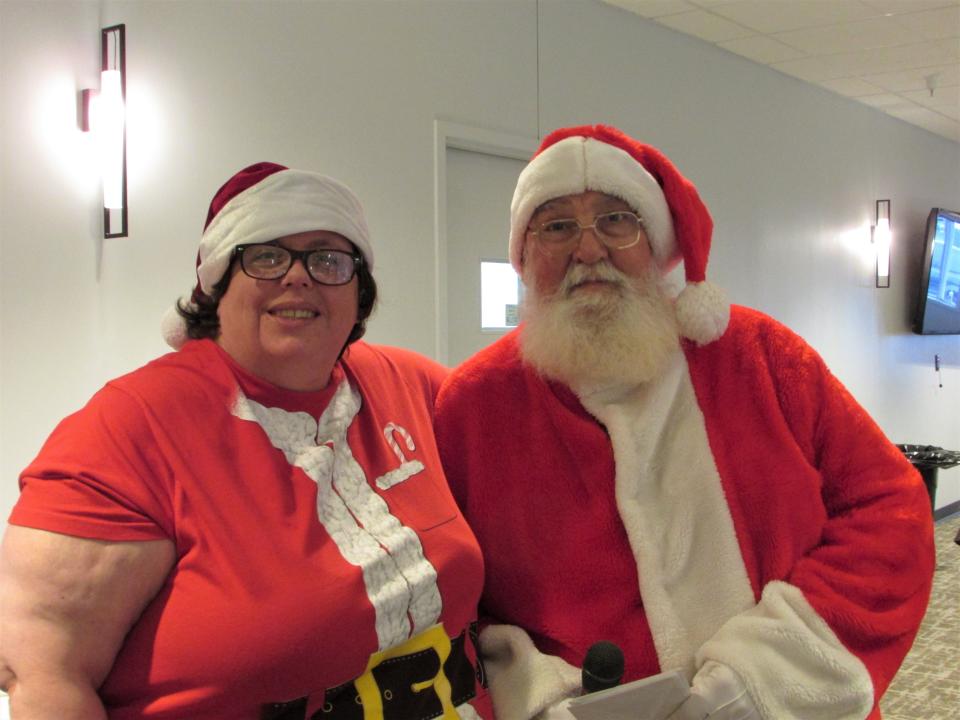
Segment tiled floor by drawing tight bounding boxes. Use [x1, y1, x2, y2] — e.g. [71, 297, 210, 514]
[881, 513, 960, 719]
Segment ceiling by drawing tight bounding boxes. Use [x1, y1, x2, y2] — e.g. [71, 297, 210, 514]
[602, 0, 960, 142]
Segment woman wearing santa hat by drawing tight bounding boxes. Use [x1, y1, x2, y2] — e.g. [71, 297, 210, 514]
[0, 163, 492, 719]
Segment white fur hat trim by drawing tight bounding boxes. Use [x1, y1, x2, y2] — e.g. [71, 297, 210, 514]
[509, 135, 676, 273]
[162, 168, 373, 350]
[197, 169, 373, 296]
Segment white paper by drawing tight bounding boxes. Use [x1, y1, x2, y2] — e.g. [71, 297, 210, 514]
[567, 669, 690, 720]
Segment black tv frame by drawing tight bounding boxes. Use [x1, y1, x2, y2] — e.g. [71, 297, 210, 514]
[913, 207, 960, 335]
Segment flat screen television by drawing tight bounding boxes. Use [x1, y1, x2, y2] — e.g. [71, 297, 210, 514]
[913, 207, 960, 335]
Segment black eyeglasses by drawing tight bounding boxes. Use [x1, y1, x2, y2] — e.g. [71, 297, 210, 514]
[234, 243, 362, 286]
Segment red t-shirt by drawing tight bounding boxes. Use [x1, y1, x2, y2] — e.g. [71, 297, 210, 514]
[12, 339, 491, 719]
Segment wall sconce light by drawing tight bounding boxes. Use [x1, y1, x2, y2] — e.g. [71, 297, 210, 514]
[81, 24, 127, 238]
[872, 199, 891, 288]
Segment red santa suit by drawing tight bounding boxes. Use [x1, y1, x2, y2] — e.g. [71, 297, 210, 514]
[435, 310, 933, 720]
[435, 126, 934, 720]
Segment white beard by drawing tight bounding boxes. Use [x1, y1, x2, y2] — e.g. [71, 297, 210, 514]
[519, 262, 680, 392]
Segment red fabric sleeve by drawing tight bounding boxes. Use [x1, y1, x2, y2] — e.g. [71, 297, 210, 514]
[688, 307, 935, 713]
[12, 383, 173, 542]
[782, 341, 935, 706]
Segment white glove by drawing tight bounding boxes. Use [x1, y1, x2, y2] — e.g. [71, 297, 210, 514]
[667, 661, 759, 720]
[534, 697, 576, 720]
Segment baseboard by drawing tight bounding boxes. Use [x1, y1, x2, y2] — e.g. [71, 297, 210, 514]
[934, 499, 960, 522]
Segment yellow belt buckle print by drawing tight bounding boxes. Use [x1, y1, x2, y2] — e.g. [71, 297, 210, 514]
[353, 624, 457, 720]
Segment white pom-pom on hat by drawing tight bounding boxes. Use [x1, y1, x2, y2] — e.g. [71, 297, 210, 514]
[160, 301, 192, 350]
[510, 125, 729, 345]
[675, 281, 730, 346]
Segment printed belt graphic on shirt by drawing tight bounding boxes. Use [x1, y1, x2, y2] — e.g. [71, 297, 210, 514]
[260, 625, 482, 720]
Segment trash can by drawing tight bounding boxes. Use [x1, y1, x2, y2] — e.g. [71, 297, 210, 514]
[896, 444, 960, 513]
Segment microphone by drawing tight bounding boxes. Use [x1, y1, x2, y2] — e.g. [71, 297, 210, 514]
[581, 641, 625, 694]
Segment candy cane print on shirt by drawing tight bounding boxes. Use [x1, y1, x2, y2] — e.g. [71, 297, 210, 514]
[231, 380, 442, 650]
[376, 422, 425, 490]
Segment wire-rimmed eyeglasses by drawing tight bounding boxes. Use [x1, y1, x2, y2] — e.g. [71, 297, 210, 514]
[234, 243, 361, 286]
[529, 211, 643, 255]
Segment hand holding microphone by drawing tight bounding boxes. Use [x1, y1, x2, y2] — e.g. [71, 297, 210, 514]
[534, 641, 625, 720]
[559, 642, 731, 720]
[540, 642, 742, 720]
[581, 641, 625, 694]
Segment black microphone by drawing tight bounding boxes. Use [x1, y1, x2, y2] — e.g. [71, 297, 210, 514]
[581, 640, 625, 694]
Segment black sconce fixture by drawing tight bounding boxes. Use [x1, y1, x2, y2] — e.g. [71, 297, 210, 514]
[81, 24, 127, 238]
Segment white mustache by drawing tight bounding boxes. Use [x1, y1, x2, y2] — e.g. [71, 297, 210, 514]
[560, 262, 628, 294]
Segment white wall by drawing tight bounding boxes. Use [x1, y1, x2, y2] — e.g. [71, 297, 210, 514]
[538, 1, 960, 511]
[2, 0, 958, 519]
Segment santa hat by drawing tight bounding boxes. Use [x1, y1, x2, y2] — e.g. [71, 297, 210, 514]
[509, 125, 728, 345]
[161, 162, 373, 349]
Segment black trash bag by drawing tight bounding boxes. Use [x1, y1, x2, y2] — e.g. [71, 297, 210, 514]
[895, 445, 960, 470]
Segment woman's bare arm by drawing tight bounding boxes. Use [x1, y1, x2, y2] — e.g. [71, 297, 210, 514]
[0, 525, 175, 719]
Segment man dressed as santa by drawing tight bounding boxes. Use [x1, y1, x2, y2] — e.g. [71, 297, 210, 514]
[435, 125, 934, 720]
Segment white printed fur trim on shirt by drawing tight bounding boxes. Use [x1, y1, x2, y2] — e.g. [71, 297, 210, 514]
[478, 624, 580, 720]
[232, 381, 442, 651]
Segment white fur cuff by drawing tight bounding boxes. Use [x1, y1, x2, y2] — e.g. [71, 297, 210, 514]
[696, 581, 873, 720]
[479, 624, 581, 720]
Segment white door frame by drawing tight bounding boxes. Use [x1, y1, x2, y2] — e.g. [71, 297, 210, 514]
[433, 120, 538, 364]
